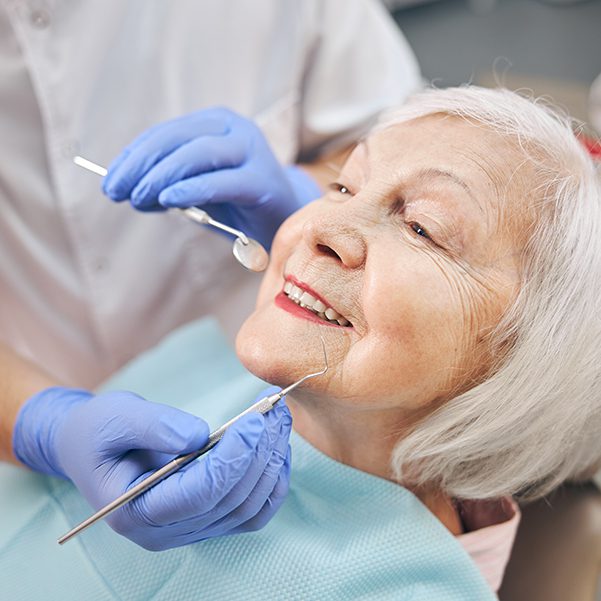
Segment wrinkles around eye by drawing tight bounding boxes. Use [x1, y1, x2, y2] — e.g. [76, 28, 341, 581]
[326, 180, 473, 261]
[405, 205, 464, 255]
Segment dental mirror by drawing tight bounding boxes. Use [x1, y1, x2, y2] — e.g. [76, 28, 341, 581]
[73, 155, 270, 272]
[233, 237, 270, 272]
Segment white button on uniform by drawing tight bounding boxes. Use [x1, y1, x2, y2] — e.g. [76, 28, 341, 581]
[29, 9, 50, 29]
[60, 140, 79, 159]
[93, 257, 109, 273]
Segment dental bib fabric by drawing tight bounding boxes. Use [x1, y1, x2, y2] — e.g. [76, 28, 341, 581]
[0, 318, 496, 600]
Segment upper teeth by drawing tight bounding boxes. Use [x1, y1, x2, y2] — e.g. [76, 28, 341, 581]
[283, 281, 351, 327]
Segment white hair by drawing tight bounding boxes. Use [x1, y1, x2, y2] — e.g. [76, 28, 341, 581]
[380, 86, 601, 501]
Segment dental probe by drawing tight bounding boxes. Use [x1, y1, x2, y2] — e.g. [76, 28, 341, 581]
[57, 337, 329, 545]
[72, 156, 270, 272]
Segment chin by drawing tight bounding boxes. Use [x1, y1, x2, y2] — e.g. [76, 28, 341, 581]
[236, 297, 328, 391]
[235, 313, 291, 388]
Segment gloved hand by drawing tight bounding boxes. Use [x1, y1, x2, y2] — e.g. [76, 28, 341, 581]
[102, 107, 321, 250]
[13, 387, 292, 551]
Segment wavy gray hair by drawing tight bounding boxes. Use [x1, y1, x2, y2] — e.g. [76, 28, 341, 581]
[381, 86, 601, 501]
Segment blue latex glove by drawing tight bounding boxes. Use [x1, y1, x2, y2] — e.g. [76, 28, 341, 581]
[13, 387, 292, 551]
[102, 107, 321, 250]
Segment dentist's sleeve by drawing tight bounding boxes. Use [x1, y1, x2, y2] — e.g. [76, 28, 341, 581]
[296, 0, 422, 161]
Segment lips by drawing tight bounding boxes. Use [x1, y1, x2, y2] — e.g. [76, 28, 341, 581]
[280, 276, 352, 327]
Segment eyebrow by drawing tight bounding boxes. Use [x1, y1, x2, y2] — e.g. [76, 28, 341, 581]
[413, 168, 484, 213]
[360, 140, 485, 214]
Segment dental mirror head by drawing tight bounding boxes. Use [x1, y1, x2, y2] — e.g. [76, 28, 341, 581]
[233, 237, 270, 273]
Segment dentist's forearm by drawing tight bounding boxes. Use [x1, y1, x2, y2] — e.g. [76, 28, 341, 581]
[0, 343, 59, 465]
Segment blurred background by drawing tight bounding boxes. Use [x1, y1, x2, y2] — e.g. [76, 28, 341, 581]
[385, 0, 601, 135]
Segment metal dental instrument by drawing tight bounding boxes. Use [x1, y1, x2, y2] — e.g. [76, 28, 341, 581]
[57, 337, 328, 545]
[73, 155, 270, 272]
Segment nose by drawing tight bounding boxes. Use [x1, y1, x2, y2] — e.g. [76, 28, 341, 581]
[302, 211, 367, 269]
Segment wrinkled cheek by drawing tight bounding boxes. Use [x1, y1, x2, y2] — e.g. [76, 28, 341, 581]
[359, 275, 468, 401]
[363, 259, 460, 355]
[379, 318, 435, 377]
[354, 311, 435, 402]
[422, 271, 508, 394]
[340, 334, 433, 410]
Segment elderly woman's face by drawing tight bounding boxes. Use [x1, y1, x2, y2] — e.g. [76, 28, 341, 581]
[237, 115, 526, 417]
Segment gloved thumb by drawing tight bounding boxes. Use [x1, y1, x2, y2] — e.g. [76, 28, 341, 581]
[95, 393, 210, 455]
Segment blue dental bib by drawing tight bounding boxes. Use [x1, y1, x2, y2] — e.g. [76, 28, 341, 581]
[0, 318, 496, 600]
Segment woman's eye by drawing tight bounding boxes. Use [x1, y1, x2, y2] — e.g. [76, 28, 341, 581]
[329, 182, 350, 195]
[410, 222, 431, 240]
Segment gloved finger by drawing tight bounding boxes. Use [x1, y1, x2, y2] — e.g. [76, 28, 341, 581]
[102, 121, 184, 200]
[124, 447, 291, 552]
[93, 393, 209, 455]
[163, 402, 291, 532]
[103, 121, 173, 192]
[102, 149, 131, 192]
[226, 445, 291, 535]
[129, 134, 248, 210]
[201, 401, 291, 516]
[114, 448, 176, 475]
[169, 451, 291, 546]
[198, 414, 291, 536]
[120, 203, 169, 214]
[218, 402, 291, 513]
[138, 407, 289, 542]
[157, 166, 261, 209]
[130, 411, 269, 526]
[103, 116, 229, 201]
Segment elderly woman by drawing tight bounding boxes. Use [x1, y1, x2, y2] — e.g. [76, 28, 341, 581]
[2, 86, 601, 600]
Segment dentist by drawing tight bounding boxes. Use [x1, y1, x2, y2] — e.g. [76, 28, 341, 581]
[2, 0, 420, 549]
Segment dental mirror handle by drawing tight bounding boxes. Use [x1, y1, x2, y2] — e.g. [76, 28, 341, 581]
[182, 207, 249, 244]
[72, 156, 269, 271]
[72, 157, 244, 237]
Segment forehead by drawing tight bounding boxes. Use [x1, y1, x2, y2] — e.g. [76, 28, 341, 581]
[357, 115, 520, 187]
[351, 114, 534, 229]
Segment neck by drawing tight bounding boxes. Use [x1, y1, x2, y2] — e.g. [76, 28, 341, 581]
[287, 395, 464, 536]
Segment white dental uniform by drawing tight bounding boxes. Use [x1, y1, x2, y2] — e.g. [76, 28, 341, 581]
[0, 0, 420, 387]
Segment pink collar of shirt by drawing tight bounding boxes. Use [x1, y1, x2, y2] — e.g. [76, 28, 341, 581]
[456, 497, 521, 594]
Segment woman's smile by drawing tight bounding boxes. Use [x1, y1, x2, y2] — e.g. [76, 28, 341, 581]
[275, 276, 353, 328]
